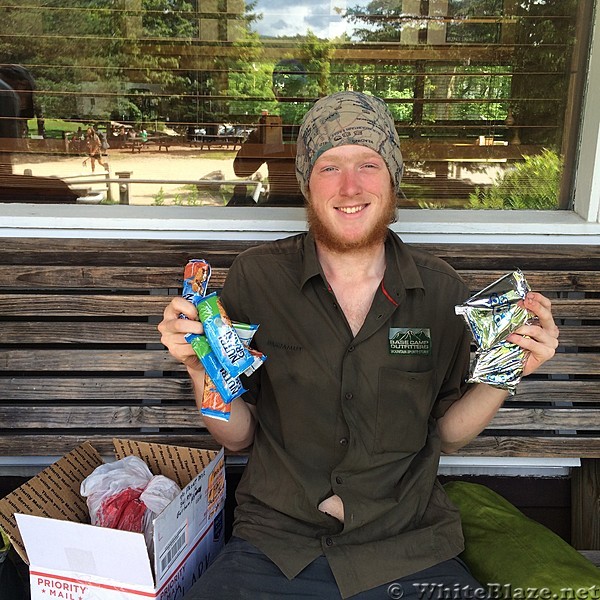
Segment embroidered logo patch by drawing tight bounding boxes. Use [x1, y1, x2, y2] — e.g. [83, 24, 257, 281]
[389, 328, 431, 355]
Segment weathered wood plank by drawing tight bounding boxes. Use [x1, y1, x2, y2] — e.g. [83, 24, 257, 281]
[0, 348, 598, 374]
[2, 239, 598, 270]
[0, 294, 171, 317]
[1, 323, 599, 348]
[1, 404, 596, 432]
[0, 433, 223, 456]
[457, 436, 600, 458]
[0, 322, 161, 344]
[0, 349, 184, 371]
[0, 433, 597, 458]
[1, 294, 597, 319]
[2, 266, 600, 294]
[1, 348, 599, 373]
[490, 408, 600, 430]
[572, 460, 600, 550]
[0, 405, 202, 428]
[0, 377, 191, 400]
[1, 377, 599, 404]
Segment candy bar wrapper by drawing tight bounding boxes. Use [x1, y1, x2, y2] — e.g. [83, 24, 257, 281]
[182, 259, 211, 301]
[182, 259, 211, 343]
[455, 270, 534, 394]
[196, 292, 255, 378]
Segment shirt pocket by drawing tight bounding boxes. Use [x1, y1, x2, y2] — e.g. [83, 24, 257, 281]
[373, 368, 435, 454]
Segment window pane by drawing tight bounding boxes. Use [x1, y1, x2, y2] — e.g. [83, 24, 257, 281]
[0, 0, 592, 209]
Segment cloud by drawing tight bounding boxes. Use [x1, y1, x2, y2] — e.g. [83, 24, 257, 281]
[252, 0, 359, 38]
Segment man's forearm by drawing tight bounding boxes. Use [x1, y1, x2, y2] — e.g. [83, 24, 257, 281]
[437, 383, 508, 454]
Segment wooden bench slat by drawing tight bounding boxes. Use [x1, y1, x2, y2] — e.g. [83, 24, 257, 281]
[0, 322, 160, 344]
[2, 238, 598, 268]
[2, 349, 600, 374]
[0, 405, 202, 428]
[459, 436, 600, 458]
[2, 323, 599, 347]
[0, 266, 229, 290]
[0, 434, 223, 456]
[1, 405, 597, 432]
[1, 294, 599, 320]
[0, 433, 597, 458]
[0, 349, 183, 371]
[2, 266, 600, 294]
[2, 377, 599, 403]
[0, 377, 191, 400]
[0, 294, 170, 316]
[491, 408, 600, 430]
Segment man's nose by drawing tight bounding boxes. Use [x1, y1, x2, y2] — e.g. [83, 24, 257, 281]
[338, 170, 360, 196]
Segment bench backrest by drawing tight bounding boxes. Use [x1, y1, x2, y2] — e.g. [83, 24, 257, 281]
[0, 237, 599, 460]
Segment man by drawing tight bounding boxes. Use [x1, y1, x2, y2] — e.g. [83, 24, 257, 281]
[158, 92, 559, 599]
[232, 59, 307, 206]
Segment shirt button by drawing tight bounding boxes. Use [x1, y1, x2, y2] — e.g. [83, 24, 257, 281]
[345, 392, 353, 400]
[325, 537, 334, 547]
[339, 437, 348, 446]
[335, 476, 343, 485]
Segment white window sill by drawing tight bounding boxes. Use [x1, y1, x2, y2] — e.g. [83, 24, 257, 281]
[1, 204, 599, 244]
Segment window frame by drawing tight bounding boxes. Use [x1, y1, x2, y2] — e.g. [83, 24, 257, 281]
[1, 2, 599, 242]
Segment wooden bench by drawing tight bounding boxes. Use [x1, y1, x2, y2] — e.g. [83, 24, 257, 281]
[0, 238, 598, 551]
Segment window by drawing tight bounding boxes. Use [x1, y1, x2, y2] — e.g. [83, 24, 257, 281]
[0, 0, 594, 210]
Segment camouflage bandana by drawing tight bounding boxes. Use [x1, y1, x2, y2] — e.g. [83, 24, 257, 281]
[295, 91, 404, 198]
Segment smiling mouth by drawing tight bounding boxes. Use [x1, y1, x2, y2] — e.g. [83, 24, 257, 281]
[336, 204, 367, 214]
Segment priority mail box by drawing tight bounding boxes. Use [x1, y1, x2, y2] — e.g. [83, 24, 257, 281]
[0, 439, 226, 600]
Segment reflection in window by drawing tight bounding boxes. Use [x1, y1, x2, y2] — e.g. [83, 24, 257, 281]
[0, 0, 592, 209]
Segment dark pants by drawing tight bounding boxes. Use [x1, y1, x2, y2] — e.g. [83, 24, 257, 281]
[184, 536, 484, 599]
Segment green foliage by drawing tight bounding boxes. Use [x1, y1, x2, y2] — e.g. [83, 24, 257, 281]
[468, 149, 562, 210]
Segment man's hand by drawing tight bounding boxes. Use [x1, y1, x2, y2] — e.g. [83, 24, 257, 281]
[157, 297, 204, 371]
[508, 292, 560, 376]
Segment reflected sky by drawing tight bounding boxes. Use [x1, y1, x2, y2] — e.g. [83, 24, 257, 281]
[252, 0, 362, 39]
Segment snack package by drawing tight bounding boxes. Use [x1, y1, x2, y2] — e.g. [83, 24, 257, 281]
[182, 259, 212, 343]
[179, 260, 267, 420]
[190, 335, 247, 405]
[182, 259, 211, 301]
[196, 292, 255, 378]
[455, 270, 534, 393]
[194, 322, 265, 421]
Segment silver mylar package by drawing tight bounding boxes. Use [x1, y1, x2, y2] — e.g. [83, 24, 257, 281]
[455, 270, 534, 393]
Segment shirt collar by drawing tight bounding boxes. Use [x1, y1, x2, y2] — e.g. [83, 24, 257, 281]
[299, 230, 424, 296]
[300, 231, 323, 289]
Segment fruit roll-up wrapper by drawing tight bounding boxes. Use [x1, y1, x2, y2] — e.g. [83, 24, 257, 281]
[190, 335, 247, 405]
[182, 259, 212, 343]
[455, 270, 535, 394]
[196, 292, 255, 378]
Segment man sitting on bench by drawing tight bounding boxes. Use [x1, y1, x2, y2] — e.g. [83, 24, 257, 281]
[158, 91, 560, 599]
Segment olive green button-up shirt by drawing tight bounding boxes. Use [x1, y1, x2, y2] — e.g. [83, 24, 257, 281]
[220, 231, 472, 599]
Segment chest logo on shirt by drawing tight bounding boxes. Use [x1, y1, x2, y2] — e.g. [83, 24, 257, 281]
[389, 328, 431, 355]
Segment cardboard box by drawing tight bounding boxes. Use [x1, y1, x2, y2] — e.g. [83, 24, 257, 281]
[0, 439, 226, 600]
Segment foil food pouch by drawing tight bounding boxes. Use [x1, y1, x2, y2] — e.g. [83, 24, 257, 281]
[455, 270, 534, 393]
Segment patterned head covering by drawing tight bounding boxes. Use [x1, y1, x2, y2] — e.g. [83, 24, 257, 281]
[295, 91, 404, 198]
